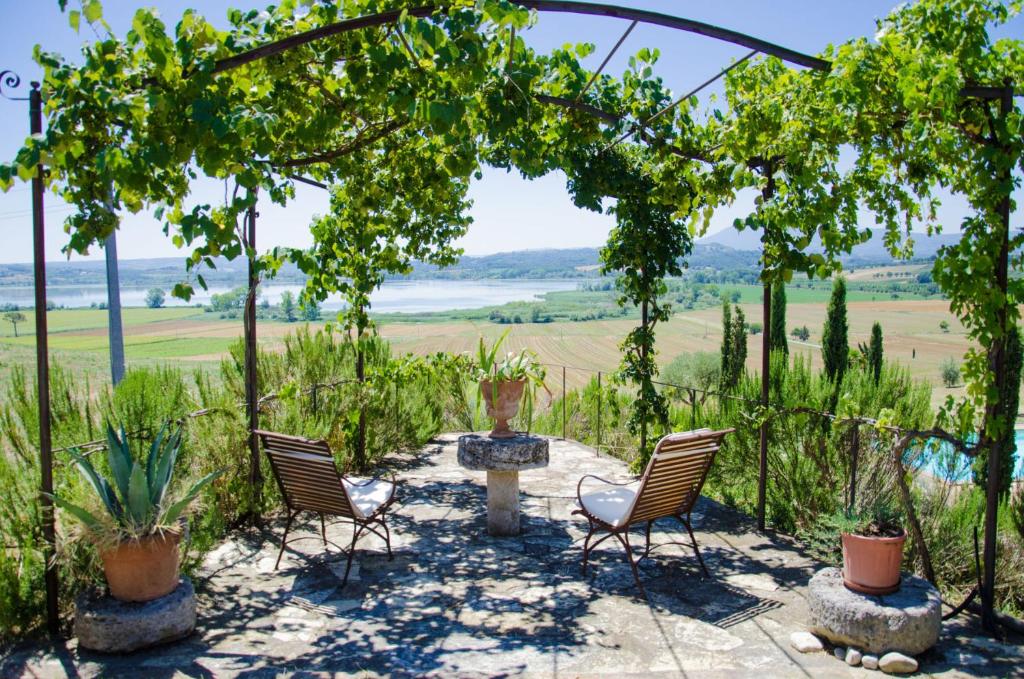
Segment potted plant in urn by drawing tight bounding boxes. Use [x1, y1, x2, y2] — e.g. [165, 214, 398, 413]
[473, 331, 551, 438]
[835, 505, 906, 595]
[52, 423, 222, 602]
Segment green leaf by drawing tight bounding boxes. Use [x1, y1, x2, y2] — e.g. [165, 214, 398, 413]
[146, 424, 167, 499]
[127, 462, 152, 526]
[160, 469, 223, 526]
[150, 426, 181, 508]
[68, 448, 122, 520]
[69, 10, 81, 33]
[105, 424, 132, 503]
[83, 0, 102, 23]
[51, 495, 103, 529]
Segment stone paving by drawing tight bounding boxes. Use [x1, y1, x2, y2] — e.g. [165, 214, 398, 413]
[3, 434, 1023, 677]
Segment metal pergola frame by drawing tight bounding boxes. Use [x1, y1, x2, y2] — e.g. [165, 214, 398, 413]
[5, 0, 1015, 639]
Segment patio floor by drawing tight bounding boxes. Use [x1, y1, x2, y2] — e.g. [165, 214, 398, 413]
[3, 434, 1022, 678]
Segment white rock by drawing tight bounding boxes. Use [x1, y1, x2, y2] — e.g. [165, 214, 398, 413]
[726, 573, 779, 592]
[846, 648, 863, 666]
[863, 654, 880, 670]
[879, 652, 918, 674]
[834, 646, 847, 660]
[790, 631, 824, 653]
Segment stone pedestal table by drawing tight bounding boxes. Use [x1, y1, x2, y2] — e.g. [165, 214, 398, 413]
[457, 433, 549, 536]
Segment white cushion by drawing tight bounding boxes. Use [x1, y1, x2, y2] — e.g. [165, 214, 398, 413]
[579, 485, 638, 527]
[343, 477, 395, 518]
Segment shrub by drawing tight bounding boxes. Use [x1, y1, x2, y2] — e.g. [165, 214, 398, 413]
[662, 351, 720, 397]
[940, 358, 961, 387]
[144, 287, 165, 309]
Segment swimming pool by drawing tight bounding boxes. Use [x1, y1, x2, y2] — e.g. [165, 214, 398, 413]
[923, 430, 1024, 482]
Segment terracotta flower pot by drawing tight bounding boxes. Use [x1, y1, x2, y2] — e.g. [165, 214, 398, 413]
[841, 530, 905, 595]
[99, 531, 181, 602]
[480, 379, 526, 439]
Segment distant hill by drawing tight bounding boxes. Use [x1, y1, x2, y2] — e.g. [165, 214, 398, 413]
[699, 228, 962, 266]
[0, 242, 764, 288]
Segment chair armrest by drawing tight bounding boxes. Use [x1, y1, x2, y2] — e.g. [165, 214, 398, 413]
[576, 473, 634, 503]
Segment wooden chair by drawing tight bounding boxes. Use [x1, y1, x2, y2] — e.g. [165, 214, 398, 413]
[255, 430, 397, 585]
[572, 428, 733, 595]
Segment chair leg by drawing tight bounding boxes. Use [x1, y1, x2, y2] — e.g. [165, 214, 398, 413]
[340, 522, 363, 587]
[581, 520, 597, 574]
[680, 514, 709, 577]
[614, 531, 645, 596]
[274, 511, 295, 570]
[319, 513, 327, 547]
[640, 520, 653, 561]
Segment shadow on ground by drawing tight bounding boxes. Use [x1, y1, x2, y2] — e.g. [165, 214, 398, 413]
[2, 436, 1021, 678]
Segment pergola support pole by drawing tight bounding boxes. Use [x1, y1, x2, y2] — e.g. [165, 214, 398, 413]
[981, 83, 1013, 632]
[30, 81, 59, 636]
[756, 161, 775, 534]
[244, 200, 262, 522]
[758, 280, 770, 533]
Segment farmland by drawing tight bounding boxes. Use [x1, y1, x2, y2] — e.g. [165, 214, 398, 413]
[0, 289, 971, 410]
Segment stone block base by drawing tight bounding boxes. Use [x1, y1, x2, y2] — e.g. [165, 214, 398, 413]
[75, 577, 196, 653]
[807, 567, 940, 656]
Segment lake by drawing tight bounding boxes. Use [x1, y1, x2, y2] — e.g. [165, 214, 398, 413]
[0, 279, 582, 314]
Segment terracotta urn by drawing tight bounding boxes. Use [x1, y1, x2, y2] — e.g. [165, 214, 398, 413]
[99, 530, 181, 602]
[841, 530, 906, 595]
[480, 379, 526, 439]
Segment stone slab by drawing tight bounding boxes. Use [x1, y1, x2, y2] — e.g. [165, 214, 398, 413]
[75, 577, 196, 653]
[456, 433, 549, 471]
[5, 436, 1021, 678]
[807, 567, 940, 655]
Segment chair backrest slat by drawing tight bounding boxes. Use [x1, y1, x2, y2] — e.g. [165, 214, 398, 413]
[626, 428, 733, 524]
[255, 430, 356, 518]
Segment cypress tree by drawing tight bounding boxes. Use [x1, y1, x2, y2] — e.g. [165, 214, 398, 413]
[732, 307, 748, 386]
[720, 301, 733, 389]
[770, 281, 788, 354]
[868, 322, 883, 384]
[974, 324, 1022, 498]
[822, 276, 849, 382]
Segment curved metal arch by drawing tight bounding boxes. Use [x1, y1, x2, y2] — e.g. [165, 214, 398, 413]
[212, 1, 830, 75]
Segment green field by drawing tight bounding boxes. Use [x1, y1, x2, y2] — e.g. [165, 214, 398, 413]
[0, 283, 970, 411]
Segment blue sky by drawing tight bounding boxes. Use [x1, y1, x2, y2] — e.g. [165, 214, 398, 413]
[0, 1, 1020, 264]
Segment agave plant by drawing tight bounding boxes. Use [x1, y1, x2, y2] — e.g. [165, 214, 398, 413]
[53, 423, 222, 543]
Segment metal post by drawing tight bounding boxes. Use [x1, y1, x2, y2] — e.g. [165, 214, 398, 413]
[640, 299, 649, 456]
[244, 201, 262, 520]
[848, 422, 860, 513]
[690, 388, 697, 430]
[356, 342, 366, 466]
[104, 230, 125, 386]
[30, 81, 59, 636]
[981, 83, 1013, 632]
[758, 280, 771, 532]
[757, 161, 776, 534]
[561, 365, 567, 440]
[596, 371, 602, 452]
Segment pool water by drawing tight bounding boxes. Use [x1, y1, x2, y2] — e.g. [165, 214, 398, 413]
[923, 430, 1024, 482]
